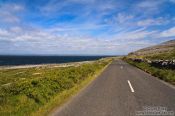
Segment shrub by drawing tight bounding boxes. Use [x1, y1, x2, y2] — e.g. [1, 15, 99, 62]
[0, 58, 111, 115]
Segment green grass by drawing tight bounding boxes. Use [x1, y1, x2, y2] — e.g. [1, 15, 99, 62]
[0, 58, 112, 116]
[124, 59, 175, 85]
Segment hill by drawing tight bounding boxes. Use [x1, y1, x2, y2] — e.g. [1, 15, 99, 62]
[128, 40, 175, 59]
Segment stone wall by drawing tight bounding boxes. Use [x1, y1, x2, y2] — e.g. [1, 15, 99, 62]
[129, 58, 175, 69]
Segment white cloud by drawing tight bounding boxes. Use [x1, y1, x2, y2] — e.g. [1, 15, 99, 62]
[159, 27, 175, 37]
[0, 28, 10, 37]
[39, 0, 118, 22]
[0, 26, 155, 55]
[116, 13, 134, 24]
[0, 11, 20, 23]
[136, 0, 163, 9]
[135, 0, 164, 15]
[137, 18, 166, 27]
[10, 27, 23, 33]
[114, 28, 157, 41]
[0, 3, 24, 23]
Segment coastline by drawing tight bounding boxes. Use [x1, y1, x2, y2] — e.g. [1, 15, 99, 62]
[0, 60, 95, 70]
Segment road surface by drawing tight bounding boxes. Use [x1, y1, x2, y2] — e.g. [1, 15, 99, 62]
[52, 60, 175, 116]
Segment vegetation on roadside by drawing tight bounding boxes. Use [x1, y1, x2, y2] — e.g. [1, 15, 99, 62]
[0, 58, 112, 116]
[124, 58, 175, 85]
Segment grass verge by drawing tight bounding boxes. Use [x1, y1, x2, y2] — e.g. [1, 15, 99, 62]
[0, 58, 112, 116]
[33, 61, 110, 116]
[124, 58, 175, 85]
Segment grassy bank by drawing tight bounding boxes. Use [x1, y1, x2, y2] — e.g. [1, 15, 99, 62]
[124, 58, 175, 85]
[0, 58, 112, 116]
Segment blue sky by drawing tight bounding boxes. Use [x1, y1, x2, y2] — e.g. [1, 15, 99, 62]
[0, 0, 175, 55]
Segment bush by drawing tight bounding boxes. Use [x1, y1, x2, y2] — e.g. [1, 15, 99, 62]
[0, 58, 111, 115]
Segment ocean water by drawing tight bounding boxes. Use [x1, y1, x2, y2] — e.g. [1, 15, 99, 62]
[0, 55, 109, 66]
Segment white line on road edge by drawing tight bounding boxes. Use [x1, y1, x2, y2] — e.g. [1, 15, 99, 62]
[127, 80, 135, 93]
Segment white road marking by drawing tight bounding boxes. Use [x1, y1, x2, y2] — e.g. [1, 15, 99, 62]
[120, 66, 123, 69]
[127, 80, 135, 93]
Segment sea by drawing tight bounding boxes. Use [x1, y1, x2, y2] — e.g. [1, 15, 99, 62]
[0, 55, 110, 66]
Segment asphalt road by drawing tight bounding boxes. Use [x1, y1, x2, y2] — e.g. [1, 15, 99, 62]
[52, 60, 175, 116]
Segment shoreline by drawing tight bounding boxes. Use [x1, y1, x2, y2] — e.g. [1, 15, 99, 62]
[0, 60, 95, 70]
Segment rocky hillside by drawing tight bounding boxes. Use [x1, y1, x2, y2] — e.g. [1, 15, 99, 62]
[128, 40, 175, 58]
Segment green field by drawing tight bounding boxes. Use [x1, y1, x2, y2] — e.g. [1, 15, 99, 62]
[125, 59, 175, 85]
[0, 58, 112, 116]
